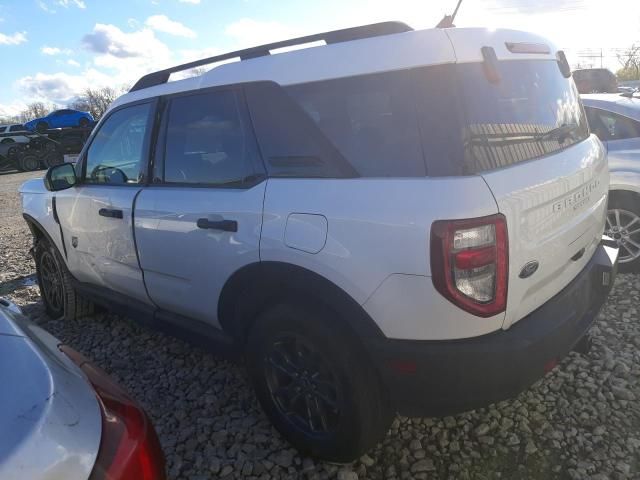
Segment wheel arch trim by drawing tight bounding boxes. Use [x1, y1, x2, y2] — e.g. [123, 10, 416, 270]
[217, 261, 386, 343]
[23, 213, 67, 260]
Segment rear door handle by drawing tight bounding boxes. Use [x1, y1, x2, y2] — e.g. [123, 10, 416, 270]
[99, 208, 123, 219]
[197, 218, 238, 232]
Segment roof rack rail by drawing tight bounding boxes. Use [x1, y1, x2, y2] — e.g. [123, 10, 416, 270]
[129, 21, 413, 92]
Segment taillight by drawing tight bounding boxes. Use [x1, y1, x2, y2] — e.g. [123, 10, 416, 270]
[59, 345, 166, 480]
[431, 214, 508, 317]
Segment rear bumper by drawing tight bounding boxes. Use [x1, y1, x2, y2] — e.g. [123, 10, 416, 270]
[365, 241, 618, 417]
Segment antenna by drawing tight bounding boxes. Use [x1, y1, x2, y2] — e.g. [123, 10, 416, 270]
[436, 0, 463, 28]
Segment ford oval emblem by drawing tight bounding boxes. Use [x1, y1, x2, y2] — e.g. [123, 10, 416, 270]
[519, 261, 539, 279]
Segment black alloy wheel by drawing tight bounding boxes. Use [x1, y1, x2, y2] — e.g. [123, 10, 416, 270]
[39, 249, 64, 314]
[264, 333, 342, 436]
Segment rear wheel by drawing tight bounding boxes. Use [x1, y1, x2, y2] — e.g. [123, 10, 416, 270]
[606, 192, 640, 272]
[246, 300, 392, 462]
[35, 238, 94, 319]
[78, 117, 90, 128]
[1, 138, 14, 144]
[18, 154, 40, 172]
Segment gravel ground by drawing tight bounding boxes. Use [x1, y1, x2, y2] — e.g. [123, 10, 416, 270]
[1, 169, 639, 480]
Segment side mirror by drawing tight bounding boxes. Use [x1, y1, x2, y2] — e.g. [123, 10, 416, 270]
[44, 163, 77, 191]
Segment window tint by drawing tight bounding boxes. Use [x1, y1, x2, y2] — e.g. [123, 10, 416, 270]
[9, 125, 24, 132]
[84, 103, 151, 185]
[585, 107, 640, 141]
[285, 71, 426, 177]
[163, 90, 259, 185]
[452, 60, 589, 174]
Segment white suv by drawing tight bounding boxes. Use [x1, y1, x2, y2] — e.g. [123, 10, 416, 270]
[0, 124, 30, 144]
[20, 22, 618, 461]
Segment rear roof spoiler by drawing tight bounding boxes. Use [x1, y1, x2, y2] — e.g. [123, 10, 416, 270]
[129, 21, 413, 93]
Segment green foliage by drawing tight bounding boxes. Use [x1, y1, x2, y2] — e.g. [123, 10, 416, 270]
[616, 66, 640, 82]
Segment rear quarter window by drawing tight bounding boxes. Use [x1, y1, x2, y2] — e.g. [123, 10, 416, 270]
[285, 71, 426, 177]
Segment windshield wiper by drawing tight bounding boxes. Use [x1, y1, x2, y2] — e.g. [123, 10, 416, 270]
[537, 123, 578, 144]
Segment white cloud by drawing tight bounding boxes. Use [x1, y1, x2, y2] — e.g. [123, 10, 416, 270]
[37, 1, 56, 13]
[41, 46, 61, 55]
[224, 18, 301, 48]
[78, 23, 173, 92]
[57, 0, 86, 8]
[178, 0, 201, 4]
[17, 72, 91, 104]
[67, 59, 81, 67]
[0, 101, 28, 119]
[41, 45, 73, 55]
[38, 0, 86, 12]
[145, 15, 196, 38]
[0, 31, 27, 46]
[82, 23, 170, 59]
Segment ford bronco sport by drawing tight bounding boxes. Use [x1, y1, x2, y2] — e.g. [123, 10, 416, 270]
[20, 22, 618, 461]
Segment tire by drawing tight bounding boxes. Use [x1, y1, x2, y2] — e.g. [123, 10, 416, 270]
[18, 154, 40, 172]
[1, 138, 14, 144]
[78, 117, 90, 128]
[7, 146, 19, 158]
[36, 121, 49, 133]
[606, 191, 640, 273]
[34, 238, 94, 320]
[246, 300, 393, 462]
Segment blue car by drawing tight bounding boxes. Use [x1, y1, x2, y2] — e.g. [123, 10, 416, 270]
[24, 109, 94, 132]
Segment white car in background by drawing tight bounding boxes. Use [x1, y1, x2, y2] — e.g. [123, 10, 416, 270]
[0, 124, 31, 144]
[582, 94, 640, 271]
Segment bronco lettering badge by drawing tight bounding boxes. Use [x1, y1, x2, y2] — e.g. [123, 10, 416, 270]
[552, 179, 600, 214]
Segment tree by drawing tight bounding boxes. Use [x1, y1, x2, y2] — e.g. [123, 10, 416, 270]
[616, 44, 640, 81]
[22, 102, 50, 120]
[70, 87, 123, 121]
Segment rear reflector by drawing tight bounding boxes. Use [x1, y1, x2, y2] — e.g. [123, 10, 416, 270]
[543, 359, 558, 373]
[505, 42, 550, 54]
[59, 345, 166, 480]
[431, 214, 509, 317]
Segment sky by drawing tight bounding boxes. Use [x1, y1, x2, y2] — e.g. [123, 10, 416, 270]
[0, 0, 638, 118]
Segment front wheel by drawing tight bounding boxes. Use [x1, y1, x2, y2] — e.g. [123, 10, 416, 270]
[246, 301, 393, 462]
[606, 192, 640, 273]
[35, 238, 94, 319]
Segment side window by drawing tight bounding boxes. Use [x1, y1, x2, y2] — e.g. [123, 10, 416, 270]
[285, 71, 426, 177]
[9, 125, 24, 132]
[586, 107, 640, 141]
[84, 103, 152, 185]
[162, 89, 260, 185]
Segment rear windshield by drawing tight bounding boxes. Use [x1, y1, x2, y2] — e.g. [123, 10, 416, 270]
[277, 59, 588, 178]
[453, 60, 590, 175]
